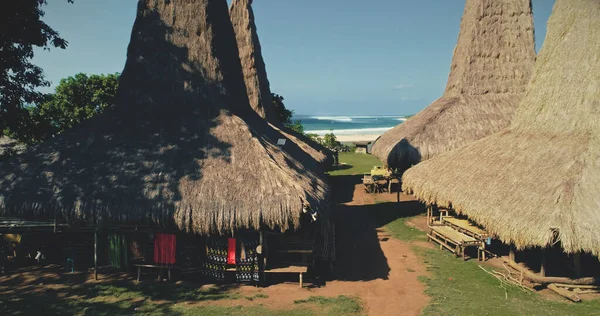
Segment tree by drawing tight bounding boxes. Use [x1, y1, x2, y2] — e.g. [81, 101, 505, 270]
[15, 73, 120, 143]
[0, 0, 73, 138]
[305, 133, 321, 144]
[271, 92, 307, 135]
[272, 93, 293, 125]
[322, 132, 340, 149]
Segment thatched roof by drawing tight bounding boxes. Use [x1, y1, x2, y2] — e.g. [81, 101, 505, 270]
[0, 0, 328, 235]
[403, 0, 600, 256]
[229, 0, 275, 121]
[372, 0, 536, 171]
[229, 0, 331, 165]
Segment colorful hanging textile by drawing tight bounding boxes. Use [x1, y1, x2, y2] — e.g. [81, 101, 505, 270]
[154, 233, 176, 265]
[108, 234, 129, 269]
[202, 238, 226, 280]
[236, 238, 260, 282]
[227, 238, 236, 265]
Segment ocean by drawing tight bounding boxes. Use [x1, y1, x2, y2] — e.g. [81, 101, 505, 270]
[293, 115, 407, 136]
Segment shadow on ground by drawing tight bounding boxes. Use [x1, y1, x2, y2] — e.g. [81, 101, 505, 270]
[328, 175, 426, 282]
[0, 265, 242, 315]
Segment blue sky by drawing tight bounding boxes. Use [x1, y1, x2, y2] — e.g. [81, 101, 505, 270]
[33, 0, 555, 116]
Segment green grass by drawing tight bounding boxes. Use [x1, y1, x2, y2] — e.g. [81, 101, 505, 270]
[381, 213, 425, 242]
[328, 153, 383, 176]
[294, 295, 363, 315]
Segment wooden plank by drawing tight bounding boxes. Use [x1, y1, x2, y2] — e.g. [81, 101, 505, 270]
[431, 226, 477, 243]
[428, 234, 458, 254]
[443, 217, 487, 237]
[134, 264, 174, 269]
[265, 266, 308, 274]
[274, 249, 313, 254]
[554, 283, 600, 290]
[548, 284, 581, 302]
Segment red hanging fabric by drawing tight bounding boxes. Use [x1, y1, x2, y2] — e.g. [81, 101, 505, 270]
[154, 233, 176, 265]
[227, 238, 236, 265]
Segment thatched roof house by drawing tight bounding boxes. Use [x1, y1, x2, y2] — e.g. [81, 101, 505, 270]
[0, 0, 328, 236]
[229, 0, 331, 165]
[403, 0, 600, 256]
[372, 0, 536, 171]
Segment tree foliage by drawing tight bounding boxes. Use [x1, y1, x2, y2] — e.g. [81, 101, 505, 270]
[13, 73, 120, 143]
[271, 92, 306, 135]
[272, 93, 293, 125]
[322, 132, 341, 149]
[0, 0, 74, 138]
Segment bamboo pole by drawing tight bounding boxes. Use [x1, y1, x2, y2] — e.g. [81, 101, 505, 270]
[547, 284, 581, 302]
[94, 231, 98, 280]
[504, 258, 600, 285]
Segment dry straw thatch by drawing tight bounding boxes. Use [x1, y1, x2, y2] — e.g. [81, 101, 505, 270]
[403, 0, 600, 256]
[229, 0, 274, 121]
[229, 0, 331, 165]
[0, 0, 329, 236]
[372, 0, 536, 171]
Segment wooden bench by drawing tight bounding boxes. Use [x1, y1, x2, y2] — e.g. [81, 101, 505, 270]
[442, 217, 489, 260]
[134, 264, 174, 281]
[428, 226, 483, 261]
[265, 265, 308, 288]
[443, 217, 487, 240]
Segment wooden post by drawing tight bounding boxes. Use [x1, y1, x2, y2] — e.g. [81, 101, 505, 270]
[94, 230, 98, 281]
[574, 253, 582, 278]
[299, 272, 303, 288]
[509, 247, 516, 263]
[259, 231, 266, 286]
[540, 249, 546, 277]
[427, 205, 431, 225]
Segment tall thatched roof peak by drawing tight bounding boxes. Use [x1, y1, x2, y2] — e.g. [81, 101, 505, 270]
[229, 0, 276, 121]
[445, 0, 536, 96]
[403, 0, 600, 256]
[372, 0, 536, 171]
[0, 0, 328, 235]
[229, 0, 332, 166]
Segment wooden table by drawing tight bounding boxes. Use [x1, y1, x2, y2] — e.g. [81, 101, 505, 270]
[443, 217, 487, 240]
[265, 265, 308, 288]
[428, 225, 483, 261]
[442, 217, 489, 260]
[134, 264, 174, 281]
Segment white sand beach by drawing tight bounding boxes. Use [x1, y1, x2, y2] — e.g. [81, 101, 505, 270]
[336, 134, 382, 143]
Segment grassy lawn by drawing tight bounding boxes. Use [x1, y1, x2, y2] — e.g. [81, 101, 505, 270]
[327, 153, 383, 176]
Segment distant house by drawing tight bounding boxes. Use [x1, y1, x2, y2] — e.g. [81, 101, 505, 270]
[354, 141, 373, 154]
